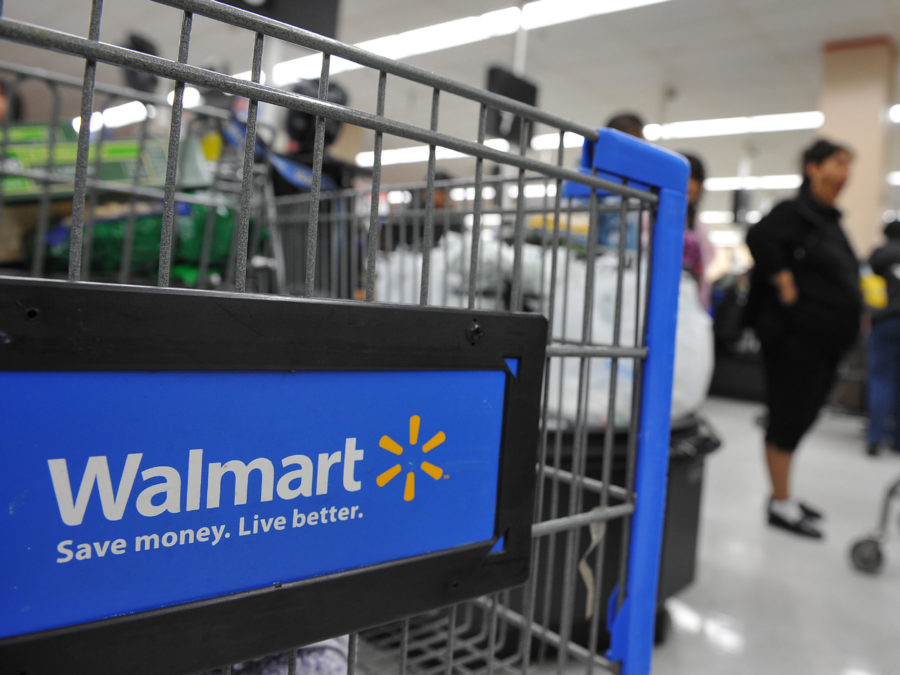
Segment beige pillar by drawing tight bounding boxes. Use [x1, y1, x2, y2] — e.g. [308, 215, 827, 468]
[819, 36, 895, 256]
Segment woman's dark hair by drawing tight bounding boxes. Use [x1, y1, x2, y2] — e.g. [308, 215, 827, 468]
[606, 112, 645, 138]
[884, 219, 900, 240]
[681, 152, 706, 184]
[680, 152, 706, 229]
[800, 138, 851, 190]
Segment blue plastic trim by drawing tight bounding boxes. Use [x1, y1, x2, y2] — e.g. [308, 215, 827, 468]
[556, 129, 688, 674]
[607, 584, 620, 629]
[561, 134, 689, 673]
[561, 168, 618, 199]
[561, 129, 687, 198]
[608, 184, 687, 675]
[607, 587, 632, 663]
[588, 129, 687, 192]
[504, 358, 520, 378]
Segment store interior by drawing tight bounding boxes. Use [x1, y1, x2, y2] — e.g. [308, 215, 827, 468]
[3, 1, 900, 673]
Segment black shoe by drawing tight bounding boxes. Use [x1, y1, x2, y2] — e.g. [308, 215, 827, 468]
[767, 510, 823, 539]
[798, 502, 824, 520]
[768, 497, 824, 521]
[867, 443, 881, 457]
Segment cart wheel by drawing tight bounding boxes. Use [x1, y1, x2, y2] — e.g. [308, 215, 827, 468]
[850, 538, 884, 574]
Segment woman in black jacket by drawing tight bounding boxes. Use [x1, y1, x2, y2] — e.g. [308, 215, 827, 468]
[745, 139, 861, 539]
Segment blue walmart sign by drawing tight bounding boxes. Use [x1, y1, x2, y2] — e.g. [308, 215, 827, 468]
[1, 369, 507, 638]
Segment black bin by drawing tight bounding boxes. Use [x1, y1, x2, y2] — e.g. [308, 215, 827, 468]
[513, 414, 720, 649]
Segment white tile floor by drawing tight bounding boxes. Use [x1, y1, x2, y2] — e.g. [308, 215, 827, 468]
[359, 396, 899, 675]
[651, 397, 900, 675]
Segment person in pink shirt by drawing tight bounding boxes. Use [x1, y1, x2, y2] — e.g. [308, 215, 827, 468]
[680, 153, 714, 310]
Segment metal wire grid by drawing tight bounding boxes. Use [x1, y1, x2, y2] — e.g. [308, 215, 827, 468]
[0, 61, 281, 289]
[0, 0, 663, 673]
[271, 175, 650, 308]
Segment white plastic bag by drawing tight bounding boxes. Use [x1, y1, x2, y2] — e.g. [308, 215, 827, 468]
[544, 250, 713, 428]
[375, 239, 714, 427]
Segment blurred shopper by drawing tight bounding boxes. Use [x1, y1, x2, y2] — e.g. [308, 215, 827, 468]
[598, 112, 645, 250]
[745, 139, 860, 539]
[866, 220, 900, 456]
[383, 171, 461, 250]
[0, 79, 24, 123]
[680, 152, 715, 309]
[0, 80, 8, 123]
[606, 111, 645, 140]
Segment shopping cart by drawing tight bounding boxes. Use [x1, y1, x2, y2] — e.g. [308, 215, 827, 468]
[0, 1, 689, 673]
[849, 476, 900, 575]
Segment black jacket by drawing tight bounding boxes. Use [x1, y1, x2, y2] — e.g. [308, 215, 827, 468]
[869, 225, 900, 323]
[745, 190, 861, 350]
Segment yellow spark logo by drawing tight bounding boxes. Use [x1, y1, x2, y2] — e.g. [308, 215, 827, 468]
[376, 415, 446, 502]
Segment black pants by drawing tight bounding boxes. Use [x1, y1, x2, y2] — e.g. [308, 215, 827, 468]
[761, 333, 843, 452]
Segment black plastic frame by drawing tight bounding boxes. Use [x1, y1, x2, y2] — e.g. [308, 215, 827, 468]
[0, 277, 547, 674]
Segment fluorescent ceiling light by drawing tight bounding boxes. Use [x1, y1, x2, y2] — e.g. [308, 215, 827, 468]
[700, 211, 759, 227]
[533, 110, 833, 148]
[101, 100, 151, 128]
[275, 8, 520, 84]
[355, 7, 522, 61]
[386, 190, 413, 204]
[273, 0, 670, 85]
[506, 183, 558, 199]
[167, 87, 202, 109]
[703, 177, 745, 192]
[530, 131, 585, 151]
[748, 111, 824, 133]
[70, 85, 203, 135]
[463, 213, 503, 228]
[521, 0, 667, 30]
[233, 70, 267, 85]
[699, 211, 736, 226]
[449, 186, 498, 201]
[72, 111, 104, 134]
[644, 112, 823, 141]
[71, 100, 153, 132]
[274, 55, 354, 84]
[356, 138, 510, 167]
[704, 174, 801, 192]
[755, 174, 803, 190]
